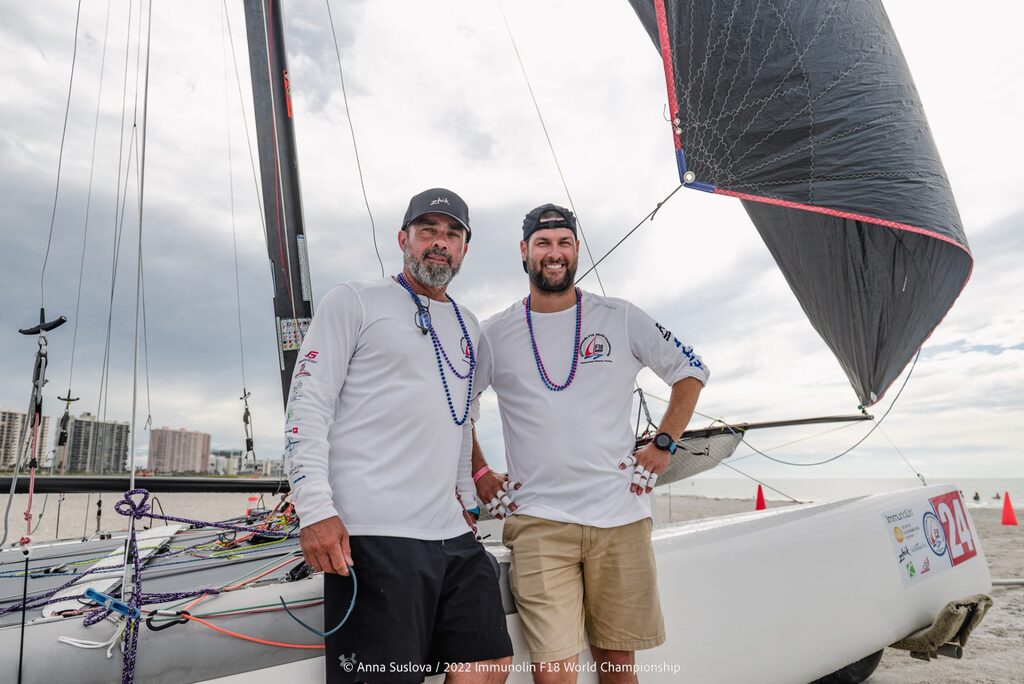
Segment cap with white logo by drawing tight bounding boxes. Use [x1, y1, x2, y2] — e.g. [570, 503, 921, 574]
[402, 188, 471, 242]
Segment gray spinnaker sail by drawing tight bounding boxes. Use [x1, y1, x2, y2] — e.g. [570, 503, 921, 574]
[627, 0, 972, 406]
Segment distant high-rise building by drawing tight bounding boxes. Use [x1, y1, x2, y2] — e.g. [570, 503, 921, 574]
[210, 448, 243, 476]
[254, 457, 285, 478]
[62, 413, 130, 473]
[150, 427, 211, 474]
[0, 408, 51, 469]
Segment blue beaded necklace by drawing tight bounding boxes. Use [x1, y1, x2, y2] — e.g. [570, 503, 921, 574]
[396, 273, 475, 425]
[524, 287, 582, 392]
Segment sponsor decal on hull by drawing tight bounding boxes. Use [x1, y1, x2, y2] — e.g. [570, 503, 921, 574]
[883, 490, 977, 588]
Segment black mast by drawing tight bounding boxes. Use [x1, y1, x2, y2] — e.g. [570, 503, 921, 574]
[243, 0, 313, 407]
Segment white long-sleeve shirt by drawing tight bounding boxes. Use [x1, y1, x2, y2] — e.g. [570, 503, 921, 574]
[474, 291, 709, 528]
[285, 279, 479, 539]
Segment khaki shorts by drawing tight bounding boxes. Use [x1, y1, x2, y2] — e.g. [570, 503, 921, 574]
[502, 515, 665, 663]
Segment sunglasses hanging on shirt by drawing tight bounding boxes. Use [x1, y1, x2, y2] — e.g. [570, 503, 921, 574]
[411, 297, 431, 335]
[395, 273, 476, 426]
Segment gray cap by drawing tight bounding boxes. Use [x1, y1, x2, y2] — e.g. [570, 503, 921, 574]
[402, 188, 471, 242]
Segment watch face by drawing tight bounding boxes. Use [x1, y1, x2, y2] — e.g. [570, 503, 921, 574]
[655, 433, 673, 450]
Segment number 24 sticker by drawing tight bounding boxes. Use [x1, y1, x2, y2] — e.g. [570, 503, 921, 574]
[928, 491, 977, 566]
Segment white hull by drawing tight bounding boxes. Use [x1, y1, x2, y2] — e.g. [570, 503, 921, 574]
[4, 485, 990, 683]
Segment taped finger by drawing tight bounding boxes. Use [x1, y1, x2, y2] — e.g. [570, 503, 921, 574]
[619, 455, 637, 470]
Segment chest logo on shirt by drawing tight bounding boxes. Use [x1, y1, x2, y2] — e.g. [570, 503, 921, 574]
[460, 336, 472, 363]
[579, 333, 612, 363]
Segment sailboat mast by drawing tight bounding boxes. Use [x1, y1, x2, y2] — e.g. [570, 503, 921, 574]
[242, 0, 313, 407]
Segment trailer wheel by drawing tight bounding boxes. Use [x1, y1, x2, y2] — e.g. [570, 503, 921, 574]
[810, 649, 884, 684]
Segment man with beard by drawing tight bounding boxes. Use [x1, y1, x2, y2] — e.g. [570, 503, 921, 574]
[286, 188, 512, 683]
[470, 204, 709, 683]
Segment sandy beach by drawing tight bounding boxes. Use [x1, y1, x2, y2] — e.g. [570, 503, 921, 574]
[656, 495, 1024, 684]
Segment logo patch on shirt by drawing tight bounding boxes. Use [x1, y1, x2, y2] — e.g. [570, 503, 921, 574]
[579, 333, 612, 363]
[657, 322, 703, 369]
[460, 336, 472, 363]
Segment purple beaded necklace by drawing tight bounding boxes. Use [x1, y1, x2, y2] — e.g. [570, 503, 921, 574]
[396, 273, 475, 425]
[524, 287, 582, 392]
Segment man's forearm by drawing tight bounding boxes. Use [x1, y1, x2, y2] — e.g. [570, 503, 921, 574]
[470, 424, 490, 473]
[657, 376, 704, 438]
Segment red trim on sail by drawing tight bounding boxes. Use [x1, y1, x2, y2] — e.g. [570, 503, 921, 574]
[714, 188, 972, 256]
[284, 70, 293, 119]
[653, 0, 681, 151]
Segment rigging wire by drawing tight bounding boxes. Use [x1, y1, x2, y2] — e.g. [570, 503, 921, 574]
[221, 1, 269, 244]
[642, 349, 919, 470]
[495, 0, 606, 295]
[731, 351, 920, 468]
[93, 0, 140, 473]
[222, 4, 257, 466]
[37, 0, 84, 310]
[577, 184, 685, 284]
[634, 390, 800, 502]
[877, 425, 927, 486]
[708, 458, 801, 503]
[123, 13, 154, 629]
[65, 0, 114, 399]
[726, 419, 862, 466]
[325, 0, 385, 278]
[139, 255, 153, 431]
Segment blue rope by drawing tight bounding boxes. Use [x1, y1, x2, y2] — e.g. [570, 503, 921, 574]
[279, 566, 357, 638]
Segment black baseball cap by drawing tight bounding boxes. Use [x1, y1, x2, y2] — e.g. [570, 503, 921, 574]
[402, 188, 471, 242]
[522, 203, 577, 242]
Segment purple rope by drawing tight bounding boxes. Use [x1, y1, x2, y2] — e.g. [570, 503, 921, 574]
[3, 489, 289, 684]
[83, 606, 112, 626]
[114, 489, 290, 684]
[138, 588, 220, 603]
[81, 588, 220, 627]
[0, 567, 100, 616]
[115, 489, 298, 539]
[120, 517, 143, 684]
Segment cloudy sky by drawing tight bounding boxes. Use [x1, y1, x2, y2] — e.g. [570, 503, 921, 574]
[1, 1, 1021, 486]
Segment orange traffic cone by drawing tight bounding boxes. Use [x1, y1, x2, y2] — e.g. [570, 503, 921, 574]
[1002, 493, 1018, 526]
[755, 484, 766, 511]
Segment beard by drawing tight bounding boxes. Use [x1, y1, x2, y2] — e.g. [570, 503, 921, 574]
[404, 243, 460, 288]
[528, 255, 577, 293]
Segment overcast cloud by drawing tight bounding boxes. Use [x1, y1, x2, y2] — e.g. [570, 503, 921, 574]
[1, 1, 1021, 484]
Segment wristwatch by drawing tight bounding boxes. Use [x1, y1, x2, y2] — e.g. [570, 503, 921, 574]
[653, 432, 677, 455]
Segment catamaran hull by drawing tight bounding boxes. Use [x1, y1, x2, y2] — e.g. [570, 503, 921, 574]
[2, 485, 990, 683]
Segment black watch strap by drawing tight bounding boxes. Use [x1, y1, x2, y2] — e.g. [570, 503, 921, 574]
[653, 432, 677, 455]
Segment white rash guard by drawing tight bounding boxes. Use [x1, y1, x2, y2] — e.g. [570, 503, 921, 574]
[285, 279, 479, 539]
[474, 290, 709, 528]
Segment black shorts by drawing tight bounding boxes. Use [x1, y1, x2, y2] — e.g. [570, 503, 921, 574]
[324, 532, 513, 683]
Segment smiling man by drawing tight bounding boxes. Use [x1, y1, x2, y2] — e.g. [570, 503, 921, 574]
[471, 204, 709, 683]
[285, 188, 512, 684]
